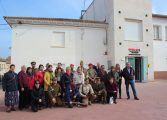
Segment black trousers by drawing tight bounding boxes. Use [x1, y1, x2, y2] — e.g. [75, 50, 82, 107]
[117, 80, 122, 97]
[44, 91, 51, 107]
[31, 100, 43, 112]
[19, 87, 29, 109]
[106, 92, 117, 103]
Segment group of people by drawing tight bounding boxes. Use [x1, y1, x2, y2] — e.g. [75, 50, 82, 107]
[2, 61, 139, 113]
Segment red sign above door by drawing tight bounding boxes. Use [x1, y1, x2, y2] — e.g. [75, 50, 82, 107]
[128, 48, 140, 54]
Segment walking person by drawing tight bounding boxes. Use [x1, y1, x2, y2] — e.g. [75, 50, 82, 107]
[122, 62, 139, 100]
[2, 64, 19, 113]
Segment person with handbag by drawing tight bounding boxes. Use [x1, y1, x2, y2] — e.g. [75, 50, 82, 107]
[2, 64, 19, 113]
[106, 77, 118, 104]
[122, 62, 139, 100]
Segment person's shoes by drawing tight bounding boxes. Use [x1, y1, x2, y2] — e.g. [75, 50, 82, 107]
[134, 97, 139, 100]
[11, 107, 16, 111]
[38, 107, 42, 110]
[6, 108, 11, 113]
[114, 101, 117, 104]
[127, 97, 130, 100]
[88, 101, 92, 105]
[68, 104, 73, 108]
[119, 96, 122, 99]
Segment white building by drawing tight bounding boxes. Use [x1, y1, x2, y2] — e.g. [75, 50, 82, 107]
[4, 17, 108, 72]
[152, 14, 167, 79]
[82, 0, 154, 82]
[4, 0, 167, 81]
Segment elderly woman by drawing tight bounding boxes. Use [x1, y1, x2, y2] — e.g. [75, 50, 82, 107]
[2, 64, 18, 113]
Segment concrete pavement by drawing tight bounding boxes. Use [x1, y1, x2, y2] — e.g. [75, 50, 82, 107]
[0, 80, 166, 120]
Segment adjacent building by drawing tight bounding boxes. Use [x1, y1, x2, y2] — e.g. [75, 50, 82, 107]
[152, 14, 167, 79]
[0, 56, 11, 82]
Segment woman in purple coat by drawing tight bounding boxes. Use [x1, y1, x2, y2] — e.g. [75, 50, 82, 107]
[106, 77, 118, 104]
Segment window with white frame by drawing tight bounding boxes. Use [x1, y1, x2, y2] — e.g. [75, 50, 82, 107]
[165, 26, 167, 41]
[51, 32, 65, 47]
[153, 25, 162, 40]
[124, 19, 143, 41]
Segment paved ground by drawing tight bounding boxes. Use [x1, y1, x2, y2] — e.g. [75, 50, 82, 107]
[0, 80, 167, 120]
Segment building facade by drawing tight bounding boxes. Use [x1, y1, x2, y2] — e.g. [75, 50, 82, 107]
[4, 17, 108, 72]
[4, 0, 167, 81]
[83, 0, 154, 81]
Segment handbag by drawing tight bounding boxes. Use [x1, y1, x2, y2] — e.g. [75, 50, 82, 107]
[109, 97, 113, 104]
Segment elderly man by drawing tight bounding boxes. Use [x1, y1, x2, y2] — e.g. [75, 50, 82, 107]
[48, 77, 63, 107]
[87, 63, 97, 85]
[61, 67, 73, 108]
[18, 65, 29, 110]
[92, 77, 107, 103]
[122, 62, 139, 100]
[79, 78, 96, 106]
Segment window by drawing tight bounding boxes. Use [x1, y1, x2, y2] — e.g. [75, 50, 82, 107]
[165, 26, 167, 41]
[153, 25, 162, 40]
[51, 32, 65, 47]
[125, 19, 143, 41]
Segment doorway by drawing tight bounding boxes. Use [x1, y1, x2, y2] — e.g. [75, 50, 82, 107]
[125, 56, 148, 82]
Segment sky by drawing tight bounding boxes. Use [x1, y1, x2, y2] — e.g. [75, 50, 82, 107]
[0, 0, 167, 58]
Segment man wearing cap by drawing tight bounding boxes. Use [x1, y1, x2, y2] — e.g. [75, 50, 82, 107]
[80, 61, 87, 76]
[31, 61, 38, 75]
[56, 63, 64, 73]
[87, 63, 97, 85]
[79, 78, 96, 106]
[70, 64, 75, 74]
[48, 77, 63, 107]
[92, 77, 107, 103]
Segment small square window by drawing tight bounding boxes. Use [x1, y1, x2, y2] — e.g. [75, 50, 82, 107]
[51, 32, 65, 48]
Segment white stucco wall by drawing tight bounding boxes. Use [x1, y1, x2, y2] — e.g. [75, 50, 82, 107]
[83, 0, 154, 80]
[11, 25, 108, 72]
[153, 17, 167, 71]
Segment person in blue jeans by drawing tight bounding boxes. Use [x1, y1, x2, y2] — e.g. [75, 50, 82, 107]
[122, 62, 139, 100]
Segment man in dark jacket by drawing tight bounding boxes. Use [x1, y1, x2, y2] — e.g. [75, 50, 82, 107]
[122, 62, 139, 100]
[61, 67, 73, 108]
[18, 65, 29, 110]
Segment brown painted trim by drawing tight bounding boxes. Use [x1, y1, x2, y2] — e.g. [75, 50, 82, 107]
[154, 71, 167, 79]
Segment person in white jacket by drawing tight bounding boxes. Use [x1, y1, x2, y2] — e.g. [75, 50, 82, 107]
[73, 67, 85, 86]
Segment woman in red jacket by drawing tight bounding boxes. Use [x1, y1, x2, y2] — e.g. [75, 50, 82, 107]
[27, 67, 35, 106]
[34, 65, 44, 87]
